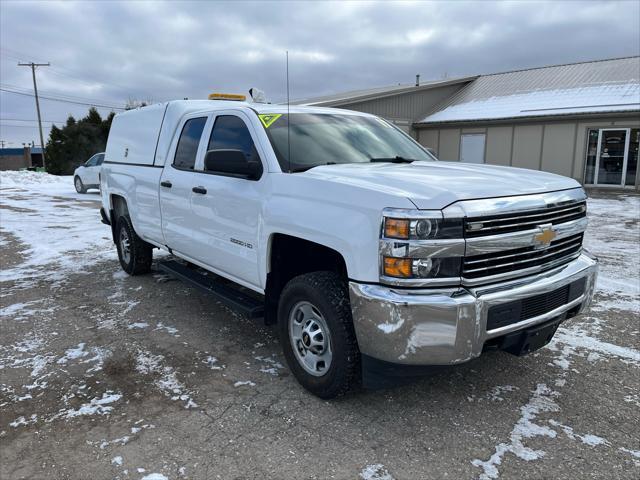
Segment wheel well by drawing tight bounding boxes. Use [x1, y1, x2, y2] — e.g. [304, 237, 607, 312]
[109, 195, 129, 243]
[111, 194, 129, 218]
[264, 234, 347, 325]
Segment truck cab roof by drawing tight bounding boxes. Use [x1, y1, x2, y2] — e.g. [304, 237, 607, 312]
[119, 99, 372, 121]
[106, 99, 378, 170]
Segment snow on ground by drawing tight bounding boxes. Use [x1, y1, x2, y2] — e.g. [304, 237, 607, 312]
[359, 464, 395, 480]
[471, 193, 640, 478]
[583, 195, 640, 312]
[0, 170, 114, 288]
[140, 474, 169, 480]
[1, 171, 638, 478]
[135, 349, 198, 408]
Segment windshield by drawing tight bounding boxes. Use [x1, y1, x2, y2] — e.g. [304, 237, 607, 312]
[259, 113, 436, 172]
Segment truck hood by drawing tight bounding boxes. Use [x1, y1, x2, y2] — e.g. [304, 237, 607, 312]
[303, 161, 582, 209]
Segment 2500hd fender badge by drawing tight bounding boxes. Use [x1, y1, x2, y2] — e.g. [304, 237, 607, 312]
[230, 237, 253, 249]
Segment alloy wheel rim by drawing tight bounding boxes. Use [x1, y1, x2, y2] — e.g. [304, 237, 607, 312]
[119, 228, 131, 264]
[289, 301, 332, 376]
[75, 178, 82, 192]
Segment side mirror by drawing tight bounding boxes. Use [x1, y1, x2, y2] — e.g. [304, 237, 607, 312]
[204, 149, 262, 180]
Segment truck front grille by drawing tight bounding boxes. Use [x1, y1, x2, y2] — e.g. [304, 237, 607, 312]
[465, 201, 586, 237]
[463, 233, 583, 281]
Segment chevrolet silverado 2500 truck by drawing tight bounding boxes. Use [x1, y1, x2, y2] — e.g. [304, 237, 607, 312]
[100, 96, 598, 398]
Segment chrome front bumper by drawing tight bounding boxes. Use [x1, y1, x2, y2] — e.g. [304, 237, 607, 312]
[349, 252, 598, 366]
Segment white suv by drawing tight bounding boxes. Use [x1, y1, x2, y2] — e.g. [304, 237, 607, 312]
[74, 152, 104, 193]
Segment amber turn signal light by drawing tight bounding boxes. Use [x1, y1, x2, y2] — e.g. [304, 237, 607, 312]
[384, 218, 409, 239]
[383, 256, 412, 278]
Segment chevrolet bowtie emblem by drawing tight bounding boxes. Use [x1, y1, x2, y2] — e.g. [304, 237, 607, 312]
[534, 225, 557, 248]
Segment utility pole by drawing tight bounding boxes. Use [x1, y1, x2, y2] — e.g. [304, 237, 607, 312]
[18, 62, 49, 170]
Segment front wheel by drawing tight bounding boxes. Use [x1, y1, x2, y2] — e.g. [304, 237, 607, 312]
[74, 176, 86, 194]
[116, 215, 153, 275]
[278, 271, 360, 399]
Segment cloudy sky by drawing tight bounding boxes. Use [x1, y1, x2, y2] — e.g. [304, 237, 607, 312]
[1, 0, 639, 147]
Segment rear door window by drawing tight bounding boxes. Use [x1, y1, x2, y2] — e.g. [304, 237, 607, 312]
[207, 115, 259, 162]
[174, 117, 207, 170]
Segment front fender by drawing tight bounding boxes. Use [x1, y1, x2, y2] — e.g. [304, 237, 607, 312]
[260, 175, 415, 287]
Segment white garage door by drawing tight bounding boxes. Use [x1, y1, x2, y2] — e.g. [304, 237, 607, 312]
[460, 134, 486, 164]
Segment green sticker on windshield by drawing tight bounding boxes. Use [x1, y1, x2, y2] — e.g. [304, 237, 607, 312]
[258, 113, 282, 128]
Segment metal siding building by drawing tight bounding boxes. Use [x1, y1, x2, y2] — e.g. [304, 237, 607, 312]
[295, 77, 476, 133]
[300, 57, 640, 190]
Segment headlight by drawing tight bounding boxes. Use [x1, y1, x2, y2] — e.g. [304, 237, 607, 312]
[383, 215, 462, 240]
[382, 256, 461, 279]
[380, 209, 464, 284]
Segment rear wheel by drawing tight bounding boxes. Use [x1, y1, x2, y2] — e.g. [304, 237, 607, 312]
[116, 215, 152, 275]
[74, 176, 86, 194]
[278, 271, 360, 399]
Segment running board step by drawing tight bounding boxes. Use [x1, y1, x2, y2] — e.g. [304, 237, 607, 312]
[158, 260, 264, 319]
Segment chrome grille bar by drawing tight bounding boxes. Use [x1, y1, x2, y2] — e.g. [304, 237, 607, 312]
[464, 242, 581, 274]
[465, 201, 586, 237]
[464, 234, 582, 266]
[463, 233, 583, 281]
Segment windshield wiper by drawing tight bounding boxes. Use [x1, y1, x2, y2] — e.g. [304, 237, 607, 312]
[290, 161, 336, 173]
[370, 156, 417, 164]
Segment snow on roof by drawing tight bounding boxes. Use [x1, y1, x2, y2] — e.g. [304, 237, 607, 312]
[419, 56, 640, 124]
[421, 83, 640, 123]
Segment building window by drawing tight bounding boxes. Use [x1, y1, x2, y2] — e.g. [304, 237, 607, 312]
[460, 134, 486, 164]
[627, 129, 639, 186]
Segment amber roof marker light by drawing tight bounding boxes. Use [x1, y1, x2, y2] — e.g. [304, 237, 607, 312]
[208, 93, 246, 101]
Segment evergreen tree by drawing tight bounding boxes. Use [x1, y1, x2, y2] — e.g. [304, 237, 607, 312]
[45, 108, 116, 174]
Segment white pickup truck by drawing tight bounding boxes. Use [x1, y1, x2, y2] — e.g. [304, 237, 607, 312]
[100, 96, 598, 398]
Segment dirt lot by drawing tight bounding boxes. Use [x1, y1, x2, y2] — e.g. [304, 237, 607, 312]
[1, 172, 639, 480]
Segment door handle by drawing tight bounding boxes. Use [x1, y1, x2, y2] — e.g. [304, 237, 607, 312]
[160, 181, 172, 188]
[192, 186, 207, 194]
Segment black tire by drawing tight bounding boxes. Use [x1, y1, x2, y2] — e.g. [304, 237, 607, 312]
[74, 176, 86, 194]
[278, 271, 360, 399]
[116, 215, 153, 275]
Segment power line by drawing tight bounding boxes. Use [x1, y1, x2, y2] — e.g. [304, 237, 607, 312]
[0, 88, 125, 110]
[18, 62, 49, 169]
[0, 124, 53, 129]
[1, 82, 127, 107]
[0, 117, 68, 123]
[1, 47, 151, 97]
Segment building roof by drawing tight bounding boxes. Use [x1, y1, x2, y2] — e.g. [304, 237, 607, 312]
[0, 147, 42, 156]
[418, 56, 640, 124]
[293, 76, 477, 106]
[0, 148, 24, 156]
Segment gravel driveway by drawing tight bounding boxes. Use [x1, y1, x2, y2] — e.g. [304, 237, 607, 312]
[1, 171, 638, 480]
